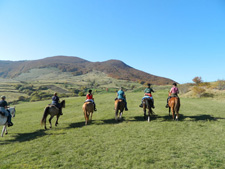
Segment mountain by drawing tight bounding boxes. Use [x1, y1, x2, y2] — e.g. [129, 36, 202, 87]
[0, 56, 175, 85]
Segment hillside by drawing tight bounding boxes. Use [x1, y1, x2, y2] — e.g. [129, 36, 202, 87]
[0, 56, 175, 85]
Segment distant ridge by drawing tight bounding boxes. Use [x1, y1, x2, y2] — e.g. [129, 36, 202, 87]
[0, 56, 176, 85]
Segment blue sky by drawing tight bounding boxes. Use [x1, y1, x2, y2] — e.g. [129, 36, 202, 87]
[0, 0, 225, 83]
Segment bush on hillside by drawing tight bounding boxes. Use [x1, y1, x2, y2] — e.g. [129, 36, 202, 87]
[18, 96, 27, 101]
[192, 86, 206, 98]
[179, 84, 191, 94]
[78, 91, 85, 96]
[216, 80, 225, 90]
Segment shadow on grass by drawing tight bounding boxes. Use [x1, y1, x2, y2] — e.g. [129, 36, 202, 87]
[134, 115, 158, 121]
[160, 114, 225, 122]
[66, 118, 126, 129]
[66, 121, 90, 129]
[0, 129, 47, 144]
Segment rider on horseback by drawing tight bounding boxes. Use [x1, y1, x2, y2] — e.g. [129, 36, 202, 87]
[166, 82, 179, 108]
[139, 83, 155, 108]
[85, 90, 97, 111]
[0, 96, 13, 127]
[52, 93, 63, 115]
[116, 87, 128, 111]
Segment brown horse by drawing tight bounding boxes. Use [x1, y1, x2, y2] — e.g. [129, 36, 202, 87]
[143, 98, 153, 122]
[114, 99, 125, 121]
[41, 100, 65, 130]
[168, 94, 180, 120]
[82, 102, 94, 125]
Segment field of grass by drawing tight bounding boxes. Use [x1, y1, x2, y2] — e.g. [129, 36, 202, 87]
[0, 90, 225, 168]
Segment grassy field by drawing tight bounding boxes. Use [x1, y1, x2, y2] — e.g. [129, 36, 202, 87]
[0, 90, 225, 168]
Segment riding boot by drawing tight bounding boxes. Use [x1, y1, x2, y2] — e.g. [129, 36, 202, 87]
[152, 99, 155, 109]
[139, 103, 143, 108]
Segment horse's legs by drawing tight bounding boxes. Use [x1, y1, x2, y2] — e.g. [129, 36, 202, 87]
[115, 110, 118, 121]
[168, 107, 171, 117]
[90, 112, 93, 123]
[55, 114, 60, 126]
[1, 125, 6, 137]
[143, 108, 146, 119]
[5, 126, 8, 135]
[148, 109, 151, 122]
[84, 111, 89, 125]
[49, 116, 53, 128]
[171, 107, 175, 120]
[119, 111, 123, 120]
[176, 110, 179, 121]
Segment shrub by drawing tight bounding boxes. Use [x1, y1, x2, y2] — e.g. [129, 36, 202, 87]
[179, 84, 191, 94]
[192, 86, 206, 98]
[216, 80, 225, 90]
[78, 91, 85, 96]
[18, 96, 26, 101]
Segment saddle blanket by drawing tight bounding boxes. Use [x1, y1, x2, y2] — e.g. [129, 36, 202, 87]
[85, 99, 94, 103]
[142, 96, 153, 100]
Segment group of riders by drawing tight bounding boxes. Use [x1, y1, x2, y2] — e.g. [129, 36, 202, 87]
[0, 82, 179, 127]
[82, 82, 179, 112]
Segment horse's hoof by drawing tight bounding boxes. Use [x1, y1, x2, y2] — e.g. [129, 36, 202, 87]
[5, 132, 8, 135]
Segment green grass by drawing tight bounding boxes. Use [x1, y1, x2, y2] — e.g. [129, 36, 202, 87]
[0, 90, 225, 168]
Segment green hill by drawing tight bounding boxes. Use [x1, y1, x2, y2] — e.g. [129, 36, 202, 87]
[0, 56, 175, 85]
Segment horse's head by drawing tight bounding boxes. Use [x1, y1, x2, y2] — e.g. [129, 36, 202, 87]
[61, 100, 65, 108]
[168, 92, 172, 97]
[8, 106, 16, 117]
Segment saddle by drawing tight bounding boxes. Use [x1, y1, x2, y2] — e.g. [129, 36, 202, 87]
[170, 96, 179, 98]
[115, 98, 124, 102]
[48, 104, 59, 109]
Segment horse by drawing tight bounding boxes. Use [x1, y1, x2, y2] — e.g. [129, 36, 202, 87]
[142, 98, 153, 122]
[0, 107, 16, 137]
[82, 101, 94, 125]
[168, 93, 180, 120]
[114, 99, 125, 121]
[41, 100, 65, 130]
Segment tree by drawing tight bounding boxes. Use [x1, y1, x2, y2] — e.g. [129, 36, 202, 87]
[192, 76, 203, 85]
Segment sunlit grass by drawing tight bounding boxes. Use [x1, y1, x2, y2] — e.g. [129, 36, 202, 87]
[0, 91, 225, 168]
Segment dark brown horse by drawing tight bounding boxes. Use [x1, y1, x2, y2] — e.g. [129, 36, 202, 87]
[168, 93, 180, 120]
[114, 99, 125, 121]
[143, 98, 153, 122]
[41, 100, 65, 130]
[82, 102, 94, 125]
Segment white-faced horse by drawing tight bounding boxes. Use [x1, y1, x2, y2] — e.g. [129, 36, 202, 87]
[0, 107, 16, 137]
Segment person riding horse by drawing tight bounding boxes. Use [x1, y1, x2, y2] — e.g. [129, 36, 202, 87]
[139, 83, 155, 108]
[166, 82, 179, 108]
[0, 96, 13, 127]
[116, 87, 128, 111]
[52, 93, 63, 115]
[85, 90, 97, 111]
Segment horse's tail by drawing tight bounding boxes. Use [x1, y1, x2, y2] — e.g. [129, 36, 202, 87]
[174, 98, 180, 113]
[83, 103, 89, 116]
[41, 106, 49, 125]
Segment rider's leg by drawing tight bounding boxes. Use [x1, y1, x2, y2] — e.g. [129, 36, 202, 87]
[165, 97, 170, 108]
[7, 112, 13, 127]
[139, 98, 144, 107]
[152, 98, 155, 108]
